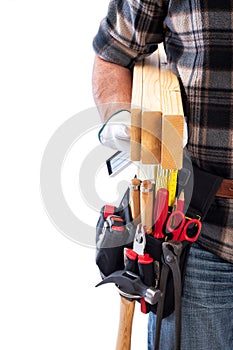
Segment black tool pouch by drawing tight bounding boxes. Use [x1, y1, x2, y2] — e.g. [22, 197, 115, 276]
[96, 188, 135, 278]
[95, 161, 223, 317]
[141, 236, 190, 317]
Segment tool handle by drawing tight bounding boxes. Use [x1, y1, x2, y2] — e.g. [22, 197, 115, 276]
[116, 178, 141, 350]
[138, 254, 155, 286]
[140, 180, 153, 234]
[153, 188, 169, 238]
[125, 249, 138, 274]
[180, 218, 202, 242]
[116, 297, 135, 350]
[130, 178, 141, 223]
[166, 210, 185, 240]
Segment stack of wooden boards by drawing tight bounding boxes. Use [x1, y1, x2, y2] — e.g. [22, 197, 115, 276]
[130, 45, 184, 170]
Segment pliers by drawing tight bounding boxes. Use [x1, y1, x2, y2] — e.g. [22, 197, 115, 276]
[154, 240, 183, 350]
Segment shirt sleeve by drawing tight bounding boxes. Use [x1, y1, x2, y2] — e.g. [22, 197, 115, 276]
[93, 0, 169, 69]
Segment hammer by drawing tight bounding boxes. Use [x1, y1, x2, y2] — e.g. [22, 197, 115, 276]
[116, 178, 154, 349]
[115, 177, 141, 350]
[96, 270, 160, 350]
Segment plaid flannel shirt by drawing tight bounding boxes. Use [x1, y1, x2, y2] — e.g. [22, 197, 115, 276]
[93, 0, 233, 263]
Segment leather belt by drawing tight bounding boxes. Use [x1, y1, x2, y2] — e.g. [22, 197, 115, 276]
[215, 179, 233, 198]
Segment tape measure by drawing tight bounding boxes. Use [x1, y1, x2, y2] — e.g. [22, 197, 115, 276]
[167, 169, 178, 207]
[155, 165, 166, 193]
[154, 166, 178, 207]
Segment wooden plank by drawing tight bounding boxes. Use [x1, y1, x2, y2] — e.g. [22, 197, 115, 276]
[142, 51, 161, 112]
[141, 111, 162, 164]
[130, 60, 143, 161]
[130, 109, 141, 161]
[159, 45, 184, 169]
[141, 51, 162, 164]
[161, 115, 184, 169]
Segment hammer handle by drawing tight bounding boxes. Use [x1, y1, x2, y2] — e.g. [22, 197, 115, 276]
[116, 297, 136, 350]
[116, 177, 141, 350]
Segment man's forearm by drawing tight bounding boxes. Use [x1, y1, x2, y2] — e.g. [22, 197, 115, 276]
[92, 55, 133, 123]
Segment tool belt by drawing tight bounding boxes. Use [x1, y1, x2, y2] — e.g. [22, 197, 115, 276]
[95, 159, 223, 350]
[216, 178, 233, 198]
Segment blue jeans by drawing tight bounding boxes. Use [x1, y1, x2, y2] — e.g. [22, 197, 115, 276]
[148, 243, 233, 350]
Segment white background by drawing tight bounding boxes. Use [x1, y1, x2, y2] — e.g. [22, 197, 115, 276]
[0, 1, 147, 349]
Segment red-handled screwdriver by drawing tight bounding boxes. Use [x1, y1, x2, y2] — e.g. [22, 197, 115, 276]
[152, 188, 169, 239]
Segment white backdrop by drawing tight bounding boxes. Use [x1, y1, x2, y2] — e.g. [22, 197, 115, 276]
[0, 1, 148, 349]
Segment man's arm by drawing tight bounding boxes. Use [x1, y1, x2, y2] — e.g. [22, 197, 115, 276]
[92, 55, 133, 123]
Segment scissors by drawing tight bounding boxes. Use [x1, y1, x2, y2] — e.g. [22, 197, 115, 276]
[166, 210, 202, 242]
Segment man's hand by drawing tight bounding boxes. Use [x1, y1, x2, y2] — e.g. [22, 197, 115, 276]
[98, 110, 131, 152]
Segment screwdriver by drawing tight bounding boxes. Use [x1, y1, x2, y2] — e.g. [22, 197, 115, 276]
[152, 188, 169, 239]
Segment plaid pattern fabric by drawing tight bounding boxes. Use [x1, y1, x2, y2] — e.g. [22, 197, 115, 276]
[93, 0, 233, 263]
